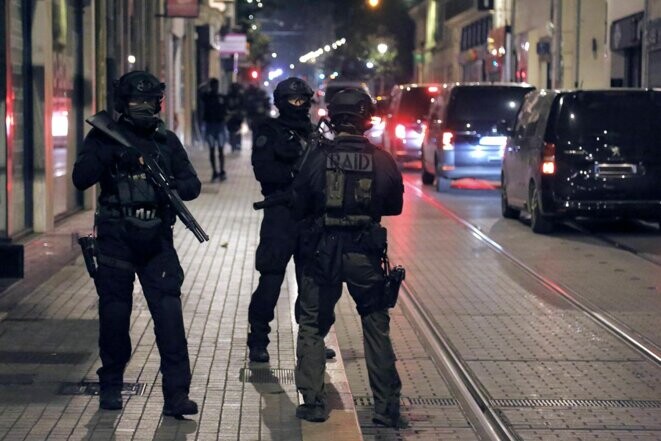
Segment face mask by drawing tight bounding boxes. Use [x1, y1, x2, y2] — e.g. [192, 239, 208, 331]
[127, 101, 159, 129]
[280, 99, 310, 120]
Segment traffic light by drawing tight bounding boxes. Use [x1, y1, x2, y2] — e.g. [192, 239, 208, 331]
[250, 68, 259, 80]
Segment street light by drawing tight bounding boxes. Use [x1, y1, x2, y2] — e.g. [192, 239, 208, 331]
[376, 43, 389, 96]
[367, 0, 380, 8]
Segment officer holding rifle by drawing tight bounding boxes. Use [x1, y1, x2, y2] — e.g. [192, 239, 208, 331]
[73, 71, 203, 417]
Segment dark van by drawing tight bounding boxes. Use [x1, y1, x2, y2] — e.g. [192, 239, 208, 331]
[501, 89, 661, 233]
[421, 83, 534, 190]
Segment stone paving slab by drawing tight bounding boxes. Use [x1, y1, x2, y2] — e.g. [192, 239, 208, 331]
[378, 179, 661, 438]
[0, 138, 361, 440]
[334, 280, 478, 441]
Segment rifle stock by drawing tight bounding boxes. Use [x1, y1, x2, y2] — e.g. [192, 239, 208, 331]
[86, 111, 209, 243]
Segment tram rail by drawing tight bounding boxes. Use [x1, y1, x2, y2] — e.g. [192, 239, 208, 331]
[396, 181, 661, 440]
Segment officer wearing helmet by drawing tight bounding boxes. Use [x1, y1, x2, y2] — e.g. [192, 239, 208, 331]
[247, 77, 324, 363]
[290, 88, 407, 427]
[72, 70, 201, 417]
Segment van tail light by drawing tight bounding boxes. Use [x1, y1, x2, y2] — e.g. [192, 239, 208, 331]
[442, 131, 454, 151]
[542, 142, 555, 175]
[395, 124, 406, 139]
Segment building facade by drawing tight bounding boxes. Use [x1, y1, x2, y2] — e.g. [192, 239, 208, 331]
[1, 0, 231, 276]
[410, 0, 660, 90]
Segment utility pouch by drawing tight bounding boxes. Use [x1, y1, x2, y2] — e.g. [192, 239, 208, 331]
[122, 216, 163, 244]
[78, 235, 98, 278]
[310, 233, 342, 285]
[367, 224, 387, 253]
[297, 220, 322, 262]
[325, 170, 345, 209]
[382, 253, 405, 309]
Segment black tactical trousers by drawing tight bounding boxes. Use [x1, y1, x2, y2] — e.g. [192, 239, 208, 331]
[296, 250, 402, 416]
[248, 206, 298, 349]
[93, 221, 191, 400]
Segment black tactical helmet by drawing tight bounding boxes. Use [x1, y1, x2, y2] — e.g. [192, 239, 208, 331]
[113, 71, 165, 113]
[273, 77, 313, 106]
[327, 88, 375, 133]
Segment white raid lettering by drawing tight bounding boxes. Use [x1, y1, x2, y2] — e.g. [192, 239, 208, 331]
[326, 152, 373, 172]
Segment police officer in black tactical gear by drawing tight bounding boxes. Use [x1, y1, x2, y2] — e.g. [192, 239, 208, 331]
[290, 88, 408, 428]
[72, 71, 201, 417]
[248, 77, 336, 363]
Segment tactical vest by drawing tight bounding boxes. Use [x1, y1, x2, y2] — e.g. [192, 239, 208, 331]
[99, 147, 161, 225]
[323, 141, 375, 228]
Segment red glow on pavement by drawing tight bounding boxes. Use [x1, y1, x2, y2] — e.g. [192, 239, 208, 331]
[450, 178, 499, 190]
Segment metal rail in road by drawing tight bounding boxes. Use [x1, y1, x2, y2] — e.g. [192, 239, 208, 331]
[566, 220, 661, 267]
[399, 181, 661, 440]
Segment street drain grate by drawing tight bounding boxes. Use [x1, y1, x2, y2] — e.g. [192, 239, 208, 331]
[240, 368, 296, 384]
[491, 398, 661, 408]
[354, 396, 458, 407]
[58, 381, 146, 396]
[0, 374, 35, 385]
[0, 351, 90, 364]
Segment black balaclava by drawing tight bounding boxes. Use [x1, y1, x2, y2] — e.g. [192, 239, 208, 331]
[126, 100, 160, 131]
[273, 77, 314, 131]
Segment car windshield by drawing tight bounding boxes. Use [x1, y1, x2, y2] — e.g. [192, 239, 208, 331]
[447, 87, 532, 127]
[398, 87, 436, 119]
[555, 92, 661, 154]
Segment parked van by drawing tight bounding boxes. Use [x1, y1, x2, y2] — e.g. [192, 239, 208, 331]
[421, 83, 534, 190]
[501, 89, 661, 233]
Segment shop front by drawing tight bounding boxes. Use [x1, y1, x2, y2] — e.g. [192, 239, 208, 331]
[458, 15, 492, 82]
[52, 0, 84, 218]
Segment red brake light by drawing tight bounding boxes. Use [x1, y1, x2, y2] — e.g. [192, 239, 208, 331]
[395, 124, 406, 139]
[442, 131, 454, 150]
[542, 142, 555, 174]
[427, 86, 439, 93]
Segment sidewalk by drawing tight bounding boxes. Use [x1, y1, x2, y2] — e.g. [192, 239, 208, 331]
[0, 136, 362, 440]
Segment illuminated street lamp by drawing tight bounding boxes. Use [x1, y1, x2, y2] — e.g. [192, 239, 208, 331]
[377, 43, 388, 55]
[368, 0, 380, 8]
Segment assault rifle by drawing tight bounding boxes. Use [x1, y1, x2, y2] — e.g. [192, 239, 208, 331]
[86, 110, 210, 243]
[252, 118, 332, 211]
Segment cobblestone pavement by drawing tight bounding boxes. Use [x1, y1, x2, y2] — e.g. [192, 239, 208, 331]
[0, 137, 361, 441]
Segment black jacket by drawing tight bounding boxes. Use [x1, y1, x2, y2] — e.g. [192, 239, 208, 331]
[251, 116, 313, 196]
[73, 118, 201, 213]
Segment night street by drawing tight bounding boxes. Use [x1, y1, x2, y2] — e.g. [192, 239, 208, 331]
[2, 0, 661, 440]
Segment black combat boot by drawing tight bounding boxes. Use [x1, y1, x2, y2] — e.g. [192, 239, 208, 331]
[372, 412, 410, 429]
[163, 394, 198, 418]
[296, 404, 327, 423]
[249, 346, 269, 363]
[324, 347, 336, 360]
[99, 387, 122, 410]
